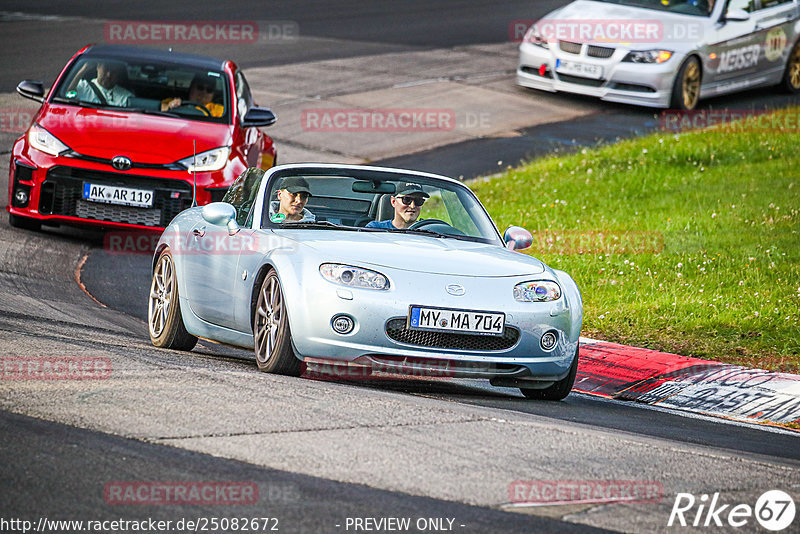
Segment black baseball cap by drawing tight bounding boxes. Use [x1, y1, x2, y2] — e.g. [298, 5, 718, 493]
[395, 182, 429, 198]
[278, 176, 312, 196]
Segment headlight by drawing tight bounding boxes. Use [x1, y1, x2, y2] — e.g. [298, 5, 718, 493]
[514, 281, 561, 302]
[177, 146, 230, 172]
[320, 263, 389, 290]
[28, 124, 70, 156]
[524, 24, 549, 49]
[622, 50, 673, 64]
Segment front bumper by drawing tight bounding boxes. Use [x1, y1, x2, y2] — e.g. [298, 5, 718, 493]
[8, 140, 230, 230]
[517, 41, 680, 108]
[281, 264, 581, 381]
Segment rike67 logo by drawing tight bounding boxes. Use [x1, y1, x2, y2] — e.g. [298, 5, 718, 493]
[669, 490, 795, 531]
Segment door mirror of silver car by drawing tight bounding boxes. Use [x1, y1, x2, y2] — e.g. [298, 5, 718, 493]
[724, 9, 750, 22]
[201, 202, 240, 235]
[17, 80, 45, 103]
[503, 226, 533, 250]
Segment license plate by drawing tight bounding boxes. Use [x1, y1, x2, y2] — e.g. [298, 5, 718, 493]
[408, 306, 505, 336]
[556, 59, 603, 79]
[82, 183, 154, 208]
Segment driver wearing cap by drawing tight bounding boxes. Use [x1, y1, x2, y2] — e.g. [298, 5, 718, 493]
[269, 176, 316, 223]
[367, 183, 429, 230]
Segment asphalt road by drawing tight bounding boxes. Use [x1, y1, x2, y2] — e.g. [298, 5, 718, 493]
[2, 2, 799, 533]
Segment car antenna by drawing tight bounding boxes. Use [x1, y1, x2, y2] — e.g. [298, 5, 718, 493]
[191, 139, 197, 207]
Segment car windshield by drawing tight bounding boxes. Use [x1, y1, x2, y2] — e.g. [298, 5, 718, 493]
[594, 0, 715, 16]
[258, 169, 503, 245]
[52, 55, 230, 123]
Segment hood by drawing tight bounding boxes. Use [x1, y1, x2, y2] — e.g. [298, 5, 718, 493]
[282, 230, 546, 277]
[542, 0, 708, 49]
[37, 103, 231, 164]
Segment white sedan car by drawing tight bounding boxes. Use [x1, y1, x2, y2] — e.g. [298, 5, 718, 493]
[517, 0, 800, 109]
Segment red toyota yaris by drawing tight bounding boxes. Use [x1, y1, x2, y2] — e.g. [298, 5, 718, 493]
[8, 44, 277, 230]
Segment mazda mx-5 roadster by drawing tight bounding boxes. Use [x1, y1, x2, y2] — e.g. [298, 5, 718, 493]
[148, 164, 582, 399]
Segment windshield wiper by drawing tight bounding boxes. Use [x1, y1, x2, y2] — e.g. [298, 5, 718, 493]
[281, 221, 349, 229]
[128, 108, 181, 118]
[50, 97, 105, 109]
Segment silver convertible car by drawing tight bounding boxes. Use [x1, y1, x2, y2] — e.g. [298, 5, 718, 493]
[517, 0, 800, 109]
[147, 164, 582, 399]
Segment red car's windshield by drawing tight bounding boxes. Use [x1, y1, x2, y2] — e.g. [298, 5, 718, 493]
[52, 56, 230, 123]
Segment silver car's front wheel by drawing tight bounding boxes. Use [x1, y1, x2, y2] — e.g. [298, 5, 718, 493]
[254, 271, 301, 375]
[148, 249, 197, 350]
[670, 56, 701, 110]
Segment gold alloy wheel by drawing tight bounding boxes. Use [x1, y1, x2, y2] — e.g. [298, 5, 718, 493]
[789, 44, 800, 90]
[682, 60, 701, 110]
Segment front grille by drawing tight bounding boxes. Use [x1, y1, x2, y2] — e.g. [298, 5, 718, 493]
[556, 73, 605, 87]
[385, 318, 520, 351]
[39, 166, 193, 227]
[520, 65, 553, 79]
[587, 45, 615, 58]
[610, 82, 657, 93]
[559, 41, 583, 54]
[75, 200, 162, 226]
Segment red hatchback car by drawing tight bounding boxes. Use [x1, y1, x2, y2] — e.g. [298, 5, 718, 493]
[8, 44, 277, 230]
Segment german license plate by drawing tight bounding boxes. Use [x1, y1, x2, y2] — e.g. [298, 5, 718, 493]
[83, 183, 154, 208]
[556, 59, 603, 79]
[408, 306, 505, 336]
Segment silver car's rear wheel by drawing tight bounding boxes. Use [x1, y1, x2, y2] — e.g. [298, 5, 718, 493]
[148, 249, 197, 350]
[254, 271, 301, 375]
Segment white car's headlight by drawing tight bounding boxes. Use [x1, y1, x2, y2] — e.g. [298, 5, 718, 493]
[29, 124, 70, 156]
[524, 24, 549, 49]
[622, 50, 673, 64]
[178, 146, 230, 172]
[514, 281, 561, 302]
[320, 263, 389, 290]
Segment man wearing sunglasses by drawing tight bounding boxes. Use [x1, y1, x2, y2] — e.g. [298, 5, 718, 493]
[161, 73, 224, 117]
[367, 183, 430, 230]
[269, 176, 316, 223]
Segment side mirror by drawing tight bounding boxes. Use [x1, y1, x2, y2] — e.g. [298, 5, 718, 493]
[201, 202, 240, 235]
[504, 226, 533, 250]
[242, 107, 277, 128]
[17, 80, 45, 103]
[724, 9, 750, 22]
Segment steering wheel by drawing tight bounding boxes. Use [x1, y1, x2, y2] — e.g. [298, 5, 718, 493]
[409, 218, 450, 230]
[175, 101, 210, 116]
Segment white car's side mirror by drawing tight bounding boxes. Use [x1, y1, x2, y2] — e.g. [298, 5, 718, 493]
[725, 9, 750, 22]
[504, 226, 533, 250]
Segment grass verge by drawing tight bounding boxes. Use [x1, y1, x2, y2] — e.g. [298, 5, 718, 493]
[474, 106, 800, 371]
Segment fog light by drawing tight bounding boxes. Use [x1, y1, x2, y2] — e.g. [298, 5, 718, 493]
[540, 330, 558, 351]
[331, 314, 355, 335]
[14, 189, 29, 206]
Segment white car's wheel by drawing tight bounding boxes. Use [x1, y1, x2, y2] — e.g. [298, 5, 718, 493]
[782, 39, 800, 93]
[254, 271, 301, 376]
[148, 250, 197, 350]
[670, 56, 701, 110]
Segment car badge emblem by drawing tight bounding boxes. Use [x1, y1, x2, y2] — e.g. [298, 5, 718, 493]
[446, 284, 465, 296]
[111, 156, 132, 171]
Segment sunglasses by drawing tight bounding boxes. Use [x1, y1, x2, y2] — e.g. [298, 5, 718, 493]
[397, 195, 426, 207]
[194, 83, 215, 93]
[286, 191, 310, 201]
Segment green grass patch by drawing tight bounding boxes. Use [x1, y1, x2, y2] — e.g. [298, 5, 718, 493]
[473, 107, 800, 370]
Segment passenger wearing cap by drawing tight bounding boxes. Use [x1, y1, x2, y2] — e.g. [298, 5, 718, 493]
[269, 176, 316, 223]
[161, 73, 224, 117]
[366, 183, 429, 230]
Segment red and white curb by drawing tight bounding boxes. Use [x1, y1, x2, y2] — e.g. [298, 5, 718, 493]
[576, 337, 800, 427]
